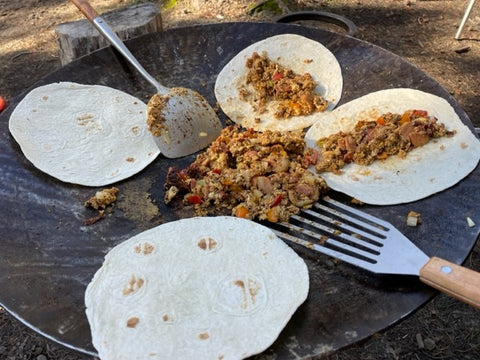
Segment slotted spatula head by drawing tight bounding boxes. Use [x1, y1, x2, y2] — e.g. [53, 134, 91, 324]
[269, 196, 480, 309]
[271, 196, 429, 275]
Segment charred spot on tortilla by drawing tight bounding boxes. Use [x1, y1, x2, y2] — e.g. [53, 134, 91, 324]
[131, 125, 140, 135]
[133, 242, 155, 255]
[198, 237, 218, 251]
[126, 316, 140, 328]
[164, 125, 328, 223]
[315, 109, 456, 174]
[241, 51, 328, 119]
[122, 274, 145, 296]
[76, 112, 96, 127]
[198, 332, 210, 340]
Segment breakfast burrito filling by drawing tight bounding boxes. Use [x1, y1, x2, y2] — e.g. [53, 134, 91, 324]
[164, 125, 328, 223]
[315, 109, 456, 174]
[240, 51, 328, 118]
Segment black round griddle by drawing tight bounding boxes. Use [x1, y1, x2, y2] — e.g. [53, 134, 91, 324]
[1, 22, 479, 358]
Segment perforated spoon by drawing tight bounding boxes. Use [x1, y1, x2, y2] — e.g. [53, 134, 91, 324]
[71, 0, 223, 158]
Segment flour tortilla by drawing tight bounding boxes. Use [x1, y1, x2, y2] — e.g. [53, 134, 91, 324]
[305, 88, 480, 205]
[85, 216, 309, 360]
[215, 34, 343, 131]
[8, 82, 160, 186]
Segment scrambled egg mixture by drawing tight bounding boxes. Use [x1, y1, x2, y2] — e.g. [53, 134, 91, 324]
[316, 110, 455, 174]
[165, 125, 328, 222]
[239, 51, 328, 119]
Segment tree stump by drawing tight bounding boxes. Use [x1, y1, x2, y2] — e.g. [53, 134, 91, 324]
[55, 3, 162, 66]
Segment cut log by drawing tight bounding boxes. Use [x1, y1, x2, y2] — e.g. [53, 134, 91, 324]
[55, 3, 162, 66]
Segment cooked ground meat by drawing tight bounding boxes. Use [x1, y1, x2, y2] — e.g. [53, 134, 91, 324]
[241, 51, 328, 118]
[164, 125, 328, 223]
[315, 109, 456, 174]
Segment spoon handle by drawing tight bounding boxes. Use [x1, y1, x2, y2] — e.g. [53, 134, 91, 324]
[71, 0, 168, 95]
[71, 0, 97, 22]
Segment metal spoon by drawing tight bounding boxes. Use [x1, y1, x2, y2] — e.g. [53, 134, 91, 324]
[71, 0, 223, 158]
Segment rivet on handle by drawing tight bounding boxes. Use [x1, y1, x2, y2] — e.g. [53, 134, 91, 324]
[441, 266, 452, 274]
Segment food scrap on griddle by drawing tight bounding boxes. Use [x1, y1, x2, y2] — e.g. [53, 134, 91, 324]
[84, 187, 119, 225]
[406, 210, 422, 227]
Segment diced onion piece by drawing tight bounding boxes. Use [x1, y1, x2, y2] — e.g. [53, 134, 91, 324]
[406, 211, 421, 227]
[467, 217, 476, 228]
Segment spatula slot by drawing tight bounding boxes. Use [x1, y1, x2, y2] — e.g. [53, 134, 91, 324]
[287, 213, 382, 255]
[317, 197, 389, 234]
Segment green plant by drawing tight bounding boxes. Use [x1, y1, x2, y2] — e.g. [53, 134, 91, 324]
[162, 0, 178, 10]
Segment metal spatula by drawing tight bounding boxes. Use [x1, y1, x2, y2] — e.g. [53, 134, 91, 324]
[270, 196, 480, 308]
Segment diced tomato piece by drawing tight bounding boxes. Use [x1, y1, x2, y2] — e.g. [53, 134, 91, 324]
[178, 168, 189, 180]
[0, 96, 6, 112]
[400, 109, 429, 124]
[270, 194, 283, 208]
[411, 109, 428, 118]
[185, 194, 202, 205]
[212, 168, 221, 175]
[272, 72, 284, 81]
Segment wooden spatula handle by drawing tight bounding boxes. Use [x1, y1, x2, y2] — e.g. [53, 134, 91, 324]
[420, 256, 480, 309]
[71, 0, 98, 22]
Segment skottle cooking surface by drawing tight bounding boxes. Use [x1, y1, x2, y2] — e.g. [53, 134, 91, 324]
[0, 22, 479, 358]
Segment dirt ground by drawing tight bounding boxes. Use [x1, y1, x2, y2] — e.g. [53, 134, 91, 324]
[1, 0, 480, 359]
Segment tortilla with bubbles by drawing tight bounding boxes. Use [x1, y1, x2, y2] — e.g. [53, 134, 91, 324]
[215, 34, 343, 131]
[305, 88, 480, 205]
[85, 216, 309, 360]
[9, 82, 160, 186]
